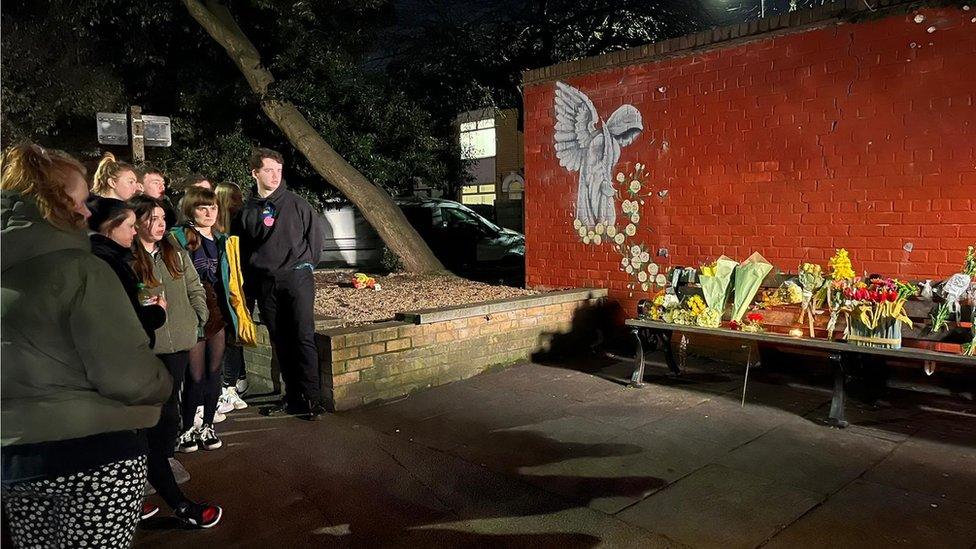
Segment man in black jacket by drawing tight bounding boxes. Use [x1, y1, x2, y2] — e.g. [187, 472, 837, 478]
[234, 147, 325, 419]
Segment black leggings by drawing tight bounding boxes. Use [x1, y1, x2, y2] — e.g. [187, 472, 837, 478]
[147, 352, 188, 509]
[181, 329, 225, 428]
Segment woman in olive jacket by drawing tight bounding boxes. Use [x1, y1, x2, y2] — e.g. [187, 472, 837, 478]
[1, 144, 171, 547]
[129, 195, 222, 528]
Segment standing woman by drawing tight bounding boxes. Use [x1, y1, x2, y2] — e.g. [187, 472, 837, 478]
[171, 187, 239, 452]
[130, 196, 222, 528]
[1, 144, 171, 547]
[216, 181, 251, 408]
[87, 199, 167, 345]
[91, 152, 140, 201]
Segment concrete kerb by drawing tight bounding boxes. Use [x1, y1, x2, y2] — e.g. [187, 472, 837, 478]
[395, 288, 609, 325]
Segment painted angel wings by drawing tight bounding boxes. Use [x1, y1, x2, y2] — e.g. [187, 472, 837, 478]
[553, 81, 643, 228]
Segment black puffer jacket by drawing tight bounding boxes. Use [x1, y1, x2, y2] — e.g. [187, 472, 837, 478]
[90, 234, 166, 346]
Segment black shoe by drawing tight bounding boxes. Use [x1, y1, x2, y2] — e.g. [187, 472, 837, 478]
[306, 400, 327, 421]
[261, 400, 302, 417]
[174, 501, 223, 529]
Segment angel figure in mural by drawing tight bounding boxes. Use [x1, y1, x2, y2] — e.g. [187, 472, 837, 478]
[554, 80, 643, 228]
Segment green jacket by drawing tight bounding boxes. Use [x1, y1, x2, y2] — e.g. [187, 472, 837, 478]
[148, 237, 209, 354]
[1, 191, 171, 446]
[170, 226, 239, 334]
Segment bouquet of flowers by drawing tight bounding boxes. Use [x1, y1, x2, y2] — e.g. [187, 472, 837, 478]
[825, 249, 857, 340]
[797, 262, 826, 337]
[730, 311, 764, 333]
[732, 252, 773, 322]
[844, 277, 913, 349]
[931, 246, 976, 333]
[758, 280, 803, 308]
[698, 256, 737, 316]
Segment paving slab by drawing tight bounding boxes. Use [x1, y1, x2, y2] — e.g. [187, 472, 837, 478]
[717, 420, 897, 495]
[863, 437, 976, 505]
[763, 480, 976, 549]
[615, 464, 822, 549]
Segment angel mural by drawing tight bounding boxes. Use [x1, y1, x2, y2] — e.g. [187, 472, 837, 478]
[553, 81, 643, 228]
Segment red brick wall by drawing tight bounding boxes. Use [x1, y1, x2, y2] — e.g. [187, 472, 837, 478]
[524, 7, 975, 316]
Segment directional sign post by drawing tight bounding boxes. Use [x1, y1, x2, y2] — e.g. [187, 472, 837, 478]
[96, 106, 171, 163]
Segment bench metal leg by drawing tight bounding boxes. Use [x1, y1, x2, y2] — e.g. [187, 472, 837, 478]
[629, 328, 646, 388]
[826, 352, 849, 428]
[661, 331, 680, 376]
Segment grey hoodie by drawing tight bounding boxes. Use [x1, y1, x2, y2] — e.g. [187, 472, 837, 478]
[1, 191, 171, 446]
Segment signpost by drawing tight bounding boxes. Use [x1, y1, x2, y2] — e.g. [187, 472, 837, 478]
[96, 106, 171, 163]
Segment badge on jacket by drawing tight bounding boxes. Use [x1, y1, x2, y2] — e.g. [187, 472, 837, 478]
[261, 204, 277, 227]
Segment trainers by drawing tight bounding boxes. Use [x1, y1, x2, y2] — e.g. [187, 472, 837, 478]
[177, 428, 200, 453]
[218, 387, 248, 411]
[261, 399, 301, 417]
[141, 502, 160, 520]
[174, 501, 223, 529]
[235, 376, 249, 397]
[306, 400, 327, 421]
[169, 457, 190, 485]
[193, 406, 227, 428]
[199, 424, 222, 451]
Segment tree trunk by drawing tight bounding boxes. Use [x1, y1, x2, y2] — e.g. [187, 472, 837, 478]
[182, 0, 444, 273]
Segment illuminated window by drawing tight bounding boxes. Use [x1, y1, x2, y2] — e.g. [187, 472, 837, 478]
[459, 118, 496, 160]
[461, 184, 496, 205]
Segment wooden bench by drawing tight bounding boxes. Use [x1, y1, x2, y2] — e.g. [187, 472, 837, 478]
[626, 318, 976, 428]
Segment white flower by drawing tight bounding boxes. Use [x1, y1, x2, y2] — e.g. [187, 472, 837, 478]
[595, 223, 605, 235]
[630, 245, 641, 257]
[621, 257, 630, 267]
[630, 180, 641, 193]
[592, 234, 602, 245]
[638, 271, 648, 282]
[621, 200, 632, 214]
[582, 236, 590, 244]
[578, 226, 587, 237]
[640, 251, 650, 263]
[632, 261, 642, 271]
[641, 283, 649, 291]
[648, 263, 659, 275]
[615, 172, 625, 183]
[587, 231, 595, 240]
[625, 223, 637, 236]
[606, 225, 617, 237]
[614, 233, 625, 245]
[573, 219, 582, 230]
[635, 163, 643, 171]
[626, 266, 634, 274]
[656, 274, 668, 286]
[631, 213, 640, 224]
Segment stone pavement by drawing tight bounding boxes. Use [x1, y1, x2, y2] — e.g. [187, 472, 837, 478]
[135, 354, 976, 548]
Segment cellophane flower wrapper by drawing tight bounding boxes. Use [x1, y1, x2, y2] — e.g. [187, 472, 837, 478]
[699, 256, 737, 315]
[732, 252, 774, 322]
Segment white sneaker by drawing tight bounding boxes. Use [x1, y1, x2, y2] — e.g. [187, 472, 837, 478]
[193, 406, 227, 428]
[222, 386, 248, 410]
[235, 377, 249, 397]
[216, 396, 235, 415]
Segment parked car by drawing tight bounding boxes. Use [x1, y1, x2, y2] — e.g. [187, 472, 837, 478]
[319, 198, 525, 286]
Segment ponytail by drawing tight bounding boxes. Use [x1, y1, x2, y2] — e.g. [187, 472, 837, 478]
[0, 144, 87, 231]
[92, 152, 135, 196]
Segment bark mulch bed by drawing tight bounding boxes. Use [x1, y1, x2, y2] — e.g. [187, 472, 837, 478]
[313, 270, 541, 327]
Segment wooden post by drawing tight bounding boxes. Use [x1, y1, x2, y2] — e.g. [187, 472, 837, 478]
[130, 105, 145, 164]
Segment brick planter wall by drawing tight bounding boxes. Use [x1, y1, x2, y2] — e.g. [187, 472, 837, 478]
[244, 289, 609, 411]
[522, 3, 975, 318]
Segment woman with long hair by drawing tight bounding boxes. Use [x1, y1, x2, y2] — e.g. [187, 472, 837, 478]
[91, 152, 140, 201]
[1, 144, 171, 547]
[130, 195, 222, 528]
[171, 187, 240, 453]
[87, 199, 167, 345]
[215, 181, 250, 409]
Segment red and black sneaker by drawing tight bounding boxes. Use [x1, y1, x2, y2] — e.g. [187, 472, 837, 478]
[174, 501, 223, 529]
[141, 502, 160, 521]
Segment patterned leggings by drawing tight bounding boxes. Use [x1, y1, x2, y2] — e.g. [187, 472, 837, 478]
[2, 456, 147, 548]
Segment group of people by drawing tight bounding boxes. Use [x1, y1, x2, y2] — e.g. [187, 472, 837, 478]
[1, 144, 326, 547]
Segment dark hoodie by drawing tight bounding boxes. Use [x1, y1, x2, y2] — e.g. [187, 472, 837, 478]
[1, 191, 170, 480]
[90, 234, 166, 347]
[233, 182, 323, 278]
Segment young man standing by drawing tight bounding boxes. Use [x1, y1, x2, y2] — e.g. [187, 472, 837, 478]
[235, 148, 325, 419]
